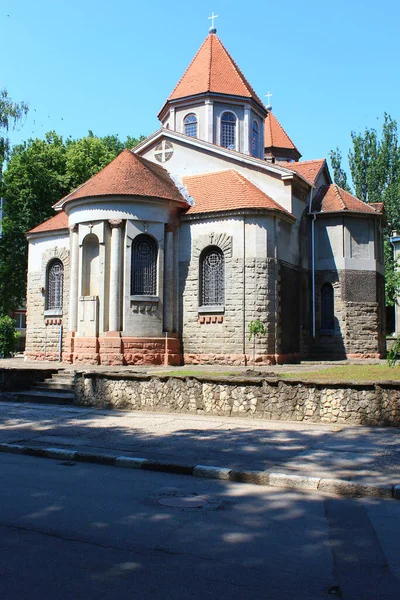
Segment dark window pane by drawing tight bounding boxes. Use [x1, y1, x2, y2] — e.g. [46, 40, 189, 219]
[47, 260, 64, 310]
[131, 235, 157, 295]
[221, 112, 236, 149]
[184, 114, 197, 138]
[200, 247, 224, 306]
[321, 283, 334, 330]
[251, 121, 259, 157]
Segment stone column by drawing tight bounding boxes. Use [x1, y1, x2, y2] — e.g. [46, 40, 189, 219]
[68, 224, 79, 332]
[163, 227, 174, 332]
[205, 99, 214, 143]
[243, 105, 251, 155]
[108, 219, 123, 332]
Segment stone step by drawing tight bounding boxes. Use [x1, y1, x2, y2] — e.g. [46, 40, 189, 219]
[54, 371, 76, 378]
[7, 390, 74, 405]
[33, 382, 74, 393]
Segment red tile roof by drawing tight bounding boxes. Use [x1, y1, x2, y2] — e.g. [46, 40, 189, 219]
[313, 184, 380, 214]
[55, 149, 187, 207]
[167, 34, 264, 108]
[182, 170, 294, 218]
[277, 159, 327, 186]
[264, 111, 301, 156]
[28, 211, 68, 234]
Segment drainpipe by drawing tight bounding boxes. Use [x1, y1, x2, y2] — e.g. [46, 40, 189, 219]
[58, 323, 63, 362]
[242, 216, 247, 364]
[309, 189, 316, 338]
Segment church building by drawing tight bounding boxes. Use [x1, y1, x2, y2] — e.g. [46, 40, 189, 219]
[25, 25, 385, 366]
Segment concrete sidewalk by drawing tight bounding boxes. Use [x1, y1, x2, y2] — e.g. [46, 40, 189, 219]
[0, 400, 399, 498]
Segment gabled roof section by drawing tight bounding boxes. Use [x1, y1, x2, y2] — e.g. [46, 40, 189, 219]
[28, 211, 68, 235]
[313, 184, 381, 214]
[264, 111, 301, 160]
[54, 149, 188, 209]
[182, 170, 294, 219]
[278, 159, 327, 186]
[165, 33, 264, 109]
[134, 128, 310, 185]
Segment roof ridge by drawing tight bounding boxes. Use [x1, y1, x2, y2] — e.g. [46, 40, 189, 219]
[214, 35, 264, 107]
[168, 37, 209, 100]
[292, 158, 325, 165]
[332, 184, 348, 210]
[208, 34, 213, 91]
[270, 112, 297, 150]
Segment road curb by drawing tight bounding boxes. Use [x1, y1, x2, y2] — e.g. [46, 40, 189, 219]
[0, 442, 397, 500]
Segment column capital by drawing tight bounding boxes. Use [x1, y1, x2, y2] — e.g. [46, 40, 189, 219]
[68, 223, 78, 232]
[109, 219, 123, 229]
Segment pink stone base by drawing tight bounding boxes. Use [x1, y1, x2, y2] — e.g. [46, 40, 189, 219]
[183, 353, 301, 366]
[26, 335, 184, 366]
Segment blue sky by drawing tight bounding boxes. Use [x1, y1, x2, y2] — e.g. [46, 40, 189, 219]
[1, 0, 399, 174]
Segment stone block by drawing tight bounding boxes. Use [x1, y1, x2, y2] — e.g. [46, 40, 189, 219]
[318, 478, 393, 498]
[269, 472, 321, 490]
[193, 465, 232, 480]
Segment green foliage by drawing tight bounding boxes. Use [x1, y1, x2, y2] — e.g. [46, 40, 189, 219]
[387, 337, 400, 368]
[248, 319, 266, 341]
[329, 147, 351, 192]
[330, 114, 400, 306]
[384, 240, 400, 307]
[0, 89, 28, 175]
[0, 315, 20, 358]
[248, 319, 266, 369]
[0, 130, 145, 313]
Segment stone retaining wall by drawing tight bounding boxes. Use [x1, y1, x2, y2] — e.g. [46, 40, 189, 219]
[74, 373, 400, 426]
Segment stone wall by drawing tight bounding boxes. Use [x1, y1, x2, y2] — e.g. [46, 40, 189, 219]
[313, 270, 384, 359]
[74, 373, 400, 426]
[181, 251, 279, 365]
[25, 245, 70, 361]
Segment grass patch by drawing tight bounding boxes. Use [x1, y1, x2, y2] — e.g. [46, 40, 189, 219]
[154, 369, 239, 378]
[281, 364, 400, 382]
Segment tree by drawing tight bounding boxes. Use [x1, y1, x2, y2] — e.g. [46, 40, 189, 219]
[0, 89, 28, 178]
[329, 147, 351, 192]
[0, 130, 145, 313]
[248, 319, 266, 369]
[330, 114, 400, 306]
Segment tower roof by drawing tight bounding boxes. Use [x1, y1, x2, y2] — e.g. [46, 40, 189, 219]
[161, 33, 264, 112]
[53, 149, 188, 208]
[264, 110, 301, 161]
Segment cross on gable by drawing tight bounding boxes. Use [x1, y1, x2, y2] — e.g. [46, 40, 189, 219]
[154, 140, 174, 163]
[265, 91, 273, 105]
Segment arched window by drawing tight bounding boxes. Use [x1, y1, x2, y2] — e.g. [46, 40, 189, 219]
[321, 283, 334, 330]
[46, 259, 64, 311]
[82, 234, 100, 296]
[184, 113, 197, 138]
[251, 120, 259, 157]
[200, 246, 224, 306]
[131, 234, 158, 295]
[220, 112, 236, 149]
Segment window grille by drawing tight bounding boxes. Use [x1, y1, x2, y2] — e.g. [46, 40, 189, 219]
[184, 114, 197, 138]
[131, 234, 157, 295]
[251, 121, 259, 157]
[321, 283, 334, 330]
[47, 259, 64, 310]
[200, 247, 224, 306]
[220, 112, 236, 149]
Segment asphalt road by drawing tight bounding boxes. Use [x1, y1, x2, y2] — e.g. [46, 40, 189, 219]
[0, 453, 399, 599]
